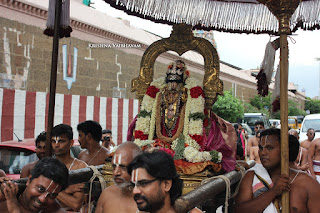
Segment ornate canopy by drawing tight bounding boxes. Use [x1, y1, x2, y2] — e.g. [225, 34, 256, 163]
[104, 0, 320, 35]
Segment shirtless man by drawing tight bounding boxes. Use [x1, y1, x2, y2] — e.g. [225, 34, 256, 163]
[77, 120, 110, 165]
[236, 128, 320, 213]
[301, 128, 315, 150]
[308, 137, 320, 183]
[95, 142, 143, 213]
[289, 129, 309, 171]
[51, 124, 87, 211]
[248, 130, 263, 164]
[246, 121, 265, 159]
[0, 158, 69, 213]
[249, 146, 261, 164]
[21, 131, 47, 178]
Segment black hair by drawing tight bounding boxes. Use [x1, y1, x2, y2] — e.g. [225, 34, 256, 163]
[35, 131, 46, 146]
[259, 128, 299, 162]
[307, 128, 315, 133]
[128, 150, 183, 205]
[233, 124, 239, 130]
[102, 129, 112, 134]
[51, 124, 73, 140]
[30, 157, 69, 190]
[255, 121, 264, 127]
[77, 120, 102, 142]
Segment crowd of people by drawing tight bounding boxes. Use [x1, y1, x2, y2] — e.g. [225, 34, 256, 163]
[0, 118, 320, 212]
[0, 120, 204, 213]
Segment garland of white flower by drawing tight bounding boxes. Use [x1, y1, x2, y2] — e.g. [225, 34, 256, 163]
[148, 92, 159, 140]
[134, 77, 222, 163]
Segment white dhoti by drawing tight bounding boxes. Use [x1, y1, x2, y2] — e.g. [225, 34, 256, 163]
[249, 163, 280, 213]
[313, 160, 320, 183]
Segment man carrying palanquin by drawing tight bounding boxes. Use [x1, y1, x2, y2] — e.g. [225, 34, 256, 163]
[127, 60, 236, 175]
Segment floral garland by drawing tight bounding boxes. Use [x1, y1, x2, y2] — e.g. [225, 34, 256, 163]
[134, 76, 222, 164]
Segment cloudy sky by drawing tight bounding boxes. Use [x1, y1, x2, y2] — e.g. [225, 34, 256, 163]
[94, 0, 320, 98]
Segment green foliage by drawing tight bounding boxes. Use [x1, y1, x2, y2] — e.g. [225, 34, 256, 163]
[173, 135, 185, 160]
[137, 110, 151, 118]
[189, 112, 205, 121]
[250, 94, 272, 111]
[243, 102, 260, 113]
[305, 97, 320, 114]
[212, 91, 244, 123]
[288, 99, 306, 116]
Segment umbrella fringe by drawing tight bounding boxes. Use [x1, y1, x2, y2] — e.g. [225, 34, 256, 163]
[44, 0, 72, 38]
[111, 0, 320, 34]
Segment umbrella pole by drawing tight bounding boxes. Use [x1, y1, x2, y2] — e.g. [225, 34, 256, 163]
[279, 32, 289, 213]
[45, 0, 62, 157]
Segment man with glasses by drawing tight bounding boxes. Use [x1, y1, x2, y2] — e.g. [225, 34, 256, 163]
[0, 158, 69, 213]
[128, 150, 183, 213]
[247, 121, 265, 159]
[95, 142, 143, 213]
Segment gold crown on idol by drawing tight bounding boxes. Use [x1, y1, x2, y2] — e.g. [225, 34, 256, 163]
[166, 60, 190, 83]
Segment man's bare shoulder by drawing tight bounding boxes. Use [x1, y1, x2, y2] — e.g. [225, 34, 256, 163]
[98, 185, 121, 205]
[24, 160, 38, 169]
[101, 146, 110, 156]
[248, 137, 255, 143]
[294, 172, 320, 188]
[73, 159, 87, 169]
[21, 160, 38, 178]
[78, 150, 88, 159]
[248, 137, 259, 146]
[102, 185, 120, 196]
[312, 138, 320, 144]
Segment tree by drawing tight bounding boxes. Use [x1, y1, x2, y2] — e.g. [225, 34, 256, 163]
[305, 97, 320, 114]
[288, 99, 306, 116]
[250, 94, 272, 112]
[212, 91, 244, 123]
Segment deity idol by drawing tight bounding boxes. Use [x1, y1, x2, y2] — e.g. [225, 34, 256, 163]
[128, 60, 236, 174]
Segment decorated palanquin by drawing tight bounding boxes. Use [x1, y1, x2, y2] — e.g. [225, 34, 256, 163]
[103, 24, 237, 194]
[127, 60, 236, 176]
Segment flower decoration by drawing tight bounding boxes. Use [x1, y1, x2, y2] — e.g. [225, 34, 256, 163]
[134, 130, 148, 140]
[190, 86, 205, 98]
[146, 86, 159, 98]
[134, 71, 222, 164]
[190, 134, 203, 145]
[186, 70, 190, 77]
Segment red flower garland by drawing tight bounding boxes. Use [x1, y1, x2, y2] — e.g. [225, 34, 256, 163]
[135, 130, 148, 140]
[190, 86, 204, 98]
[159, 148, 175, 157]
[146, 86, 160, 98]
[190, 134, 203, 145]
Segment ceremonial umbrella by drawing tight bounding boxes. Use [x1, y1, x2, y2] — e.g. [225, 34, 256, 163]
[103, 0, 320, 212]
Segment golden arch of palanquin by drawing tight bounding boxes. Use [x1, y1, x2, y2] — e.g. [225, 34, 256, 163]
[131, 23, 223, 109]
